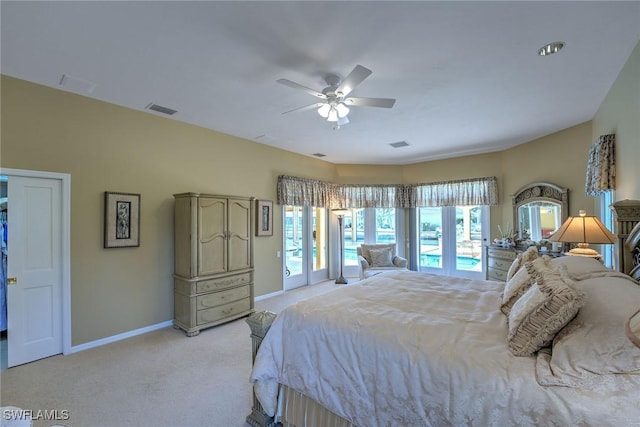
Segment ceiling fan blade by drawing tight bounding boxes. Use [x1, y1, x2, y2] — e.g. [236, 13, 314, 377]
[335, 65, 372, 97]
[276, 79, 327, 99]
[282, 102, 325, 114]
[344, 97, 396, 108]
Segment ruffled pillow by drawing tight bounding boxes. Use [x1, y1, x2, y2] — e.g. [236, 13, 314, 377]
[501, 255, 550, 316]
[506, 246, 539, 281]
[508, 263, 585, 356]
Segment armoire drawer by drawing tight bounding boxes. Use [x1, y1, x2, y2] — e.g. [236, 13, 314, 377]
[196, 285, 251, 310]
[196, 272, 252, 294]
[197, 298, 252, 325]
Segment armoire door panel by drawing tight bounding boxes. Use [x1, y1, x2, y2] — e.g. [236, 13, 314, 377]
[228, 199, 252, 271]
[198, 197, 227, 276]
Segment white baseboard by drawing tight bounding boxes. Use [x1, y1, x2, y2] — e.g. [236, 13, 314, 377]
[69, 320, 174, 354]
[255, 290, 284, 301]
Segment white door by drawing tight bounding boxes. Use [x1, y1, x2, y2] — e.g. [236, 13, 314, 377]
[7, 176, 63, 367]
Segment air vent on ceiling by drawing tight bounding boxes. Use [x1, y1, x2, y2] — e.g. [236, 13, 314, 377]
[312, 153, 327, 158]
[390, 141, 409, 148]
[145, 103, 178, 116]
[59, 74, 97, 94]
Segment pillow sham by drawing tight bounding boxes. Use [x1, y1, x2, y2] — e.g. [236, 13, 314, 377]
[538, 273, 640, 386]
[508, 263, 584, 357]
[549, 255, 610, 279]
[369, 248, 394, 267]
[501, 255, 550, 316]
[506, 246, 539, 281]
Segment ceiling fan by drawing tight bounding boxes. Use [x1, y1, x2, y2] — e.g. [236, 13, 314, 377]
[277, 65, 396, 127]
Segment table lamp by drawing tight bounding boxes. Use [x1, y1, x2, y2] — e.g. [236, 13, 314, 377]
[548, 210, 616, 258]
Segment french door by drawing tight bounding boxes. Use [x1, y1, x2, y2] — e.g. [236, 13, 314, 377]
[417, 205, 489, 279]
[283, 206, 328, 290]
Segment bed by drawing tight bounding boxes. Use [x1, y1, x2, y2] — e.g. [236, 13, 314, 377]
[247, 210, 640, 427]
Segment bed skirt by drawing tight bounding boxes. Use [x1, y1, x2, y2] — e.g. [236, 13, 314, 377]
[278, 385, 353, 427]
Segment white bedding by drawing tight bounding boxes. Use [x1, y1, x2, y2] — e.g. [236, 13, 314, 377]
[250, 270, 640, 426]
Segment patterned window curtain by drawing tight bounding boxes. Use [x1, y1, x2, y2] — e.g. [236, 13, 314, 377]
[277, 175, 335, 207]
[335, 184, 397, 209]
[585, 134, 615, 196]
[412, 176, 499, 207]
[277, 175, 498, 208]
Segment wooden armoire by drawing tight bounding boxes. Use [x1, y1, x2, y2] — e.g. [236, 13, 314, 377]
[173, 193, 255, 336]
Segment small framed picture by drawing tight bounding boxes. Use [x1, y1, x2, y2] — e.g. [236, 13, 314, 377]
[104, 191, 140, 248]
[256, 200, 273, 237]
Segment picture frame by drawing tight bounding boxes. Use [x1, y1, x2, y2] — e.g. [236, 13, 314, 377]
[256, 199, 273, 237]
[104, 191, 140, 248]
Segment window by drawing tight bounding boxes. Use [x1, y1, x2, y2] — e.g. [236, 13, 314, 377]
[599, 190, 614, 268]
[416, 205, 488, 279]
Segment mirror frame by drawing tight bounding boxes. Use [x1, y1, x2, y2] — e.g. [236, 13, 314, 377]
[512, 182, 569, 240]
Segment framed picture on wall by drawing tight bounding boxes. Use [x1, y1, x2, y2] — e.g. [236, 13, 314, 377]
[256, 199, 273, 237]
[104, 191, 140, 248]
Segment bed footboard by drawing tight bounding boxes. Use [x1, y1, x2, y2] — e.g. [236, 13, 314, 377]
[246, 310, 278, 427]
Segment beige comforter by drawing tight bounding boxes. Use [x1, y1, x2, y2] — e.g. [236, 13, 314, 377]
[250, 270, 640, 426]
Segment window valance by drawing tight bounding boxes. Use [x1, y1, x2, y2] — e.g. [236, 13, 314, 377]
[277, 175, 498, 208]
[585, 134, 615, 196]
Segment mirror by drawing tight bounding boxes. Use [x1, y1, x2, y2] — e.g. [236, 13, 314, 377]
[513, 182, 568, 243]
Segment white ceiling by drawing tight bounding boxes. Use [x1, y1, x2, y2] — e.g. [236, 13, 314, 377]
[2, 1, 639, 165]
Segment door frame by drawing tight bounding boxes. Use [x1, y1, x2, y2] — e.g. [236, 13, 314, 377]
[1, 167, 72, 357]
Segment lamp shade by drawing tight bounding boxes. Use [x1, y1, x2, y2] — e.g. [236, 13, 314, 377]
[331, 209, 350, 216]
[548, 210, 615, 257]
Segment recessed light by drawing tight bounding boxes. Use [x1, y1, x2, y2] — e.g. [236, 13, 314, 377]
[538, 42, 565, 57]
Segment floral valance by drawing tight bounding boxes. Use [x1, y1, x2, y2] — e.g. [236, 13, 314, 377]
[277, 175, 498, 208]
[585, 134, 616, 196]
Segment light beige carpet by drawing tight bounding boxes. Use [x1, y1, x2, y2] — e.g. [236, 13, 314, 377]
[0, 280, 347, 427]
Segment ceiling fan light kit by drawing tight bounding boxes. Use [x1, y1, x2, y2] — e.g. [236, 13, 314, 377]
[278, 64, 395, 127]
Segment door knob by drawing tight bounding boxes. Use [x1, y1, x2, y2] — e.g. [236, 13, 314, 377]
[7, 277, 17, 285]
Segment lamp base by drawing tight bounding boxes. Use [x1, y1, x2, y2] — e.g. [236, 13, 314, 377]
[335, 275, 348, 285]
[566, 247, 602, 258]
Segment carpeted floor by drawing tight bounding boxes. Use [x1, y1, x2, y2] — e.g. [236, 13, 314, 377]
[0, 279, 347, 427]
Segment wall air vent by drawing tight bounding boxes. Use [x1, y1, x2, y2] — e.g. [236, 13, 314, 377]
[390, 141, 409, 148]
[312, 153, 327, 158]
[145, 103, 178, 116]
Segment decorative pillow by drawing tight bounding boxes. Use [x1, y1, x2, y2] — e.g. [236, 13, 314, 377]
[360, 244, 396, 265]
[501, 255, 550, 316]
[506, 246, 539, 281]
[508, 263, 585, 356]
[369, 248, 394, 267]
[538, 273, 640, 386]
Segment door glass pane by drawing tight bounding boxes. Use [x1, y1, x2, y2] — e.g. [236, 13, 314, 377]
[343, 209, 364, 266]
[375, 208, 396, 243]
[285, 206, 303, 276]
[419, 207, 442, 268]
[312, 207, 326, 271]
[455, 206, 482, 272]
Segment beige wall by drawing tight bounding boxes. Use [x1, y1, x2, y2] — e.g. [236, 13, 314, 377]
[592, 41, 640, 201]
[1, 38, 637, 345]
[0, 76, 335, 344]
